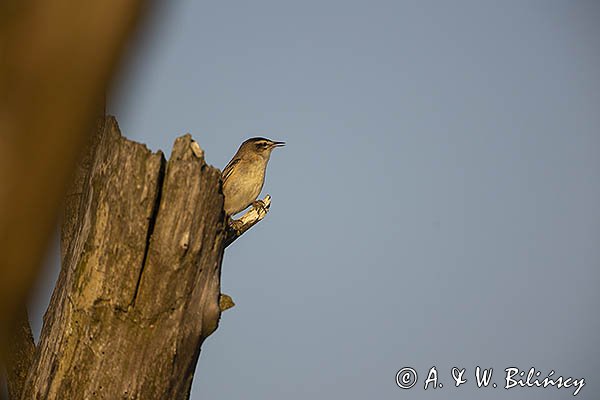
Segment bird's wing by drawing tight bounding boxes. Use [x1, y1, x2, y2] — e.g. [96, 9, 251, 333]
[221, 157, 240, 184]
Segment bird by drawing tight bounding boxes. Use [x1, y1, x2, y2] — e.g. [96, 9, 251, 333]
[222, 137, 285, 216]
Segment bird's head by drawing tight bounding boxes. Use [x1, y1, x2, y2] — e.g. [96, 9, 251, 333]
[239, 137, 285, 159]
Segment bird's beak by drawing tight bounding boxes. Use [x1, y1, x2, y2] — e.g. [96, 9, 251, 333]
[271, 141, 286, 148]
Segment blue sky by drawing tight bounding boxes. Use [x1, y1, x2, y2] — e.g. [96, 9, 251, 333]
[30, 1, 600, 399]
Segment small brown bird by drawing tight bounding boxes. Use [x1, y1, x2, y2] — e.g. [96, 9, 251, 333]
[222, 137, 285, 216]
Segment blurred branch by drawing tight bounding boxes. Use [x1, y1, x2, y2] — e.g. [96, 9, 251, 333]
[1, 375, 6, 400]
[0, 0, 149, 354]
[4, 310, 35, 400]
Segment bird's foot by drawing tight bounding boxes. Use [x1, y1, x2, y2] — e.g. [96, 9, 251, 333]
[252, 199, 268, 214]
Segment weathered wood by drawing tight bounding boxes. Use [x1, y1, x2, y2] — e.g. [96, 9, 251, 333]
[22, 117, 226, 399]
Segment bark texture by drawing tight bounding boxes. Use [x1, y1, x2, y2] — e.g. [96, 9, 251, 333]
[21, 117, 226, 399]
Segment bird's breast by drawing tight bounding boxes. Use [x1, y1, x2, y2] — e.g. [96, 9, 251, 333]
[222, 161, 267, 214]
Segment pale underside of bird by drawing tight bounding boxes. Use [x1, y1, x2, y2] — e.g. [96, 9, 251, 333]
[222, 137, 284, 216]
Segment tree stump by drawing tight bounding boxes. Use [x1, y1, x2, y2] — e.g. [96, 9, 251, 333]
[21, 117, 226, 399]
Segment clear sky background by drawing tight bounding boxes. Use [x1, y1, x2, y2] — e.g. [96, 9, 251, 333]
[29, 1, 599, 399]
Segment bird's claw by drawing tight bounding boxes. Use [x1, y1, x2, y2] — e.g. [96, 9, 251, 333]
[252, 199, 268, 214]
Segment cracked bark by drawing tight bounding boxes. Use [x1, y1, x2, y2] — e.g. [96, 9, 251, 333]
[21, 117, 227, 399]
